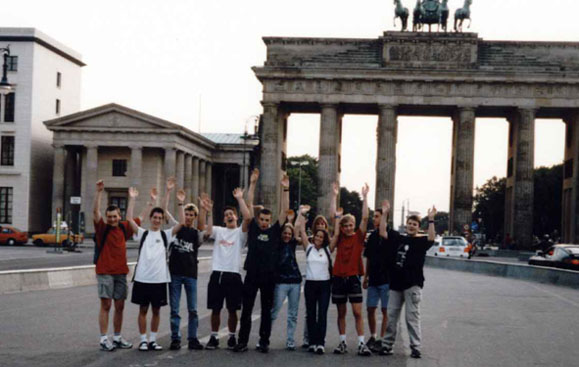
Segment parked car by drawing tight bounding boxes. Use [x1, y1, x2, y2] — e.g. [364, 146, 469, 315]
[0, 225, 28, 246]
[426, 236, 442, 256]
[433, 236, 470, 257]
[32, 227, 84, 247]
[528, 244, 579, 271]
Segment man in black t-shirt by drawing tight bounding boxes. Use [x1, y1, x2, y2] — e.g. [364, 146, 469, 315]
[233, 171, 290, 353]
[378, 200, 436, 359]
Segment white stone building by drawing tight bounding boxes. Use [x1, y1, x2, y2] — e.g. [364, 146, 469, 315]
[0, 28, 83, 233]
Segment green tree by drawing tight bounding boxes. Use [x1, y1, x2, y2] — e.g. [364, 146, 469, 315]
[473, 176, 506, 241]
[287, 155, 319, 214]
[339, 187, 363, 226]
[420, 211, 449, 234]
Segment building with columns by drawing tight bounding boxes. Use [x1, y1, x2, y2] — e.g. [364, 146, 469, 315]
[0, 28, 83, 233]
[252, 31, 579, 248]
[44, 103, 257, 234]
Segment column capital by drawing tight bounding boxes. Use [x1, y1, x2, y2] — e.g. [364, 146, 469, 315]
[261, 101, 278, 108]
[378, 104, 397, 111]
[129, 144, 143, 150]
[85, 143, 98, 149]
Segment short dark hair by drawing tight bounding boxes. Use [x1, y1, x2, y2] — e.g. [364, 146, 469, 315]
[223, 206, 238, 216]
[375, 209, 383, 215]
[313, 229, 331, 248]
[150, 207, 165, 219]
[105, 205, 121, 215]
[407, 214, 421, 224]
[259, 208, 272, 217]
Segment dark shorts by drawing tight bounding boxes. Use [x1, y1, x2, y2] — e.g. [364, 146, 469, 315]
[207, 271, 243, 311]
[97, 274, 128, 300]
[331, 275, 363, 304]
[131, 281, 168, 308]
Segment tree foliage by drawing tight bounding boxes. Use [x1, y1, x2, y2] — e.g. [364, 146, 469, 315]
[287, 155, 319, 214]
[473, 176, 506, 241]
[420, 211, 449, 234]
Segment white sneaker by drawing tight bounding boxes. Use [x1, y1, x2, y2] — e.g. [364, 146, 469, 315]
[315, 345, 325, 354]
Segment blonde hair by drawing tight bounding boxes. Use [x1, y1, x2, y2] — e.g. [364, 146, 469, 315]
[184, 203, 199, 216]
[339, 214, 356, 227]
[313, 215, 329, 229]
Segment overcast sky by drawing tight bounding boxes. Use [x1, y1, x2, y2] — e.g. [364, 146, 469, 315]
[4, 0, 575, 226]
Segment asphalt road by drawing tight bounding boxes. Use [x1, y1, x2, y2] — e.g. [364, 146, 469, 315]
[1, 262, 578, 367]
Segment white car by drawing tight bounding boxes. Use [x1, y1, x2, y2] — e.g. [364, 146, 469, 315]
[426, 236, 442, 256]
[432, 236, 469, 257]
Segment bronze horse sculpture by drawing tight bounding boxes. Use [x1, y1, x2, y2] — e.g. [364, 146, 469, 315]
[454, 0, 472, 32]
[413, 0, 444, 32]
[393, 0, 409, 31]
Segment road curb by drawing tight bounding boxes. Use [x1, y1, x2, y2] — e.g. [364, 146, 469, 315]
[0, 257, 213, 295]
[426, 256, 579, 289]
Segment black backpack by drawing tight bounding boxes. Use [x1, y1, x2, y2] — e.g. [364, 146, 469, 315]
[93, 223, 127, 265]
[131, 230, 169, 282]
[306, 245, 333, 275]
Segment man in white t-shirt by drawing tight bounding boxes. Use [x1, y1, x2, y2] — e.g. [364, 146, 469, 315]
[198, 187, 251, 350]
[126, 187, 184, 352]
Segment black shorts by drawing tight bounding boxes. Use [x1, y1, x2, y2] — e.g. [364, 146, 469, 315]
[331, 275, 363, 304]
[131, 281, 168, 308]
[207, 271, 243, 311]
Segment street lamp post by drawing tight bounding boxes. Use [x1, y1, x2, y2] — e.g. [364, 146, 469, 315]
[0, 46, 14, 96]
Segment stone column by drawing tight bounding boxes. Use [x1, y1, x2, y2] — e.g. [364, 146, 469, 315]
[164, 147, 177, 212]
[192, 157, 200, 200]
[184, 154, 193, 202]
[199, 160, 207, 194]
[130, 146, 143, 188]
[205, 162, 213, 197]
[375, 105, 397, 226]
[51, 145, 66, 223]
[449, 107, 476, 234]
[260, 102, 284, 217]
[318, 104, 342, 219]
[83, 144, 98, 233]
[562, 112, 579, 243]
[505, 108, 535, 249]
[239, 162, 248, 189]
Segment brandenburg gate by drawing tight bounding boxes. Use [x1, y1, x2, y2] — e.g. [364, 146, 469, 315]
[252, 32, 579, 248]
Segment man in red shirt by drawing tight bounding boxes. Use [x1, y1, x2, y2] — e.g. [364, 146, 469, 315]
[329, 182, 372, 356]
[93, 180, 148, 351]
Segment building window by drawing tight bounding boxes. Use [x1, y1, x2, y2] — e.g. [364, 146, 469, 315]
[0, 187, 13, 224]
[57, 72, 61, 87]
[1, 136, 14, 166]
[55, 99, 60, 115]
[7, 56, 17, 71]
[112, 159, 127, 177]
[109, 195, 128, 219]
[4, 93, 15, 122]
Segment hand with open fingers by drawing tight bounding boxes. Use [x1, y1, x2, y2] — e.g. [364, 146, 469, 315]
[96, 180, 104, 192]
[332, 182, 340, 197]
[166, 177, 176, 191]
[201, 197, 213, 211]
[233, 187, 244, 199]
[281, 174, 290, 189]
[129, 187, 139, 198]
[428, 206, 437, 220]
[381, 200, 391, 214]
[287, 209, 295, 221]
[300, 204, 311, 215]
[336, 207, 344, 218]
[150, 187, 158, 202]
[176, 189, 186, 203]
[250, 168, 260, 184]
[361, 183, 370, 197]
[199, 192, 209, 203]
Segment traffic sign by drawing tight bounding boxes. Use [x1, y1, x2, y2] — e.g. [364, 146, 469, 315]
[70, 196, 81, 205]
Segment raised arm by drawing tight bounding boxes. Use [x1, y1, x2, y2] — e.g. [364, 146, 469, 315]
[379, 200, 391, 239]
[329, 207, 343, 253]
[171, 189, 186, 236]
[93, 180, 104, 223]
[359, 183, 369, 233]
[233, 187, 251, 232]
[427, 206, 437, 241]
[329, 181, 339, 229]
[246, 168, 259, 219]
[295, 205, 311, 250]
[197, 193, 208, 231]
[126, 187, 139, 234]
[278, 173, 290, 224]
[199, 194, 213, 238]
[137, 187, 156, 222]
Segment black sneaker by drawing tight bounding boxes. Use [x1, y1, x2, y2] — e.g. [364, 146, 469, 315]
[138, 341, 149, 351]
[227, 335, 237, 349]
[333, 341, 347, 354]
[233, 343, 248, 353]
[188, 338, 203, 350]
[357, 342, 372, 356]
[148, 341, 163, 351]
[170, 339, 181, 350]
[410, 348, 422, 359]
[256, 342, 269, 354]
[379, 345, 393, 356]
[369, 338, 382, 353]
[366, 337, 376, 351]
[315, 345, 325, 355]
[205, 335, 219, 350]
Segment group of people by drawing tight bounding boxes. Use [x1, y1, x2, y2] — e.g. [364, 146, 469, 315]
[93, 168, 437, 359]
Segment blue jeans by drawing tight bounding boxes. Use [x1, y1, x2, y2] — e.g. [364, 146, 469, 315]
[271, 283, 301, 344]
[169, 275, 198, 341]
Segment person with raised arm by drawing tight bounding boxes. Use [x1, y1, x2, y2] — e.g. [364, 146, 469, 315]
[295, 205, 332, 354]
[378, 200, 436, 359]
[126, 187, 184, 352]
[233, 170, 290, 353]
[202, 185, 251, 351]
[329, 182, 372, 356]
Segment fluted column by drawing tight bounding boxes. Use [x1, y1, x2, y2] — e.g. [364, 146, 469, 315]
[317, 104, 342, 219]
[562, 112, 579, 243]
[51, 145, 66, 223]
[164, 147, 177, 212]
[449, 107, 476, 234]
[205, 162, 213, 197]
[259, 102, 285, 217]
[375, 105, 397, 226]
[83, 144, 98, 233]
[192, 157, 200, 200]
[130, 146, 143, 188]
[176, 150, 185, 190]
[505, 108, 535, 249]
[199, 160, 207, 194]
[184, 154, 193, 202]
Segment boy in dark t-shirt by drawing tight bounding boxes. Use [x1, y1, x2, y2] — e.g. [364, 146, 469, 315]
[378, 200, 436, 359]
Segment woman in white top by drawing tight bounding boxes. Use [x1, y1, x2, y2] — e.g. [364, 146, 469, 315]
[295, 205, 332, 355]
